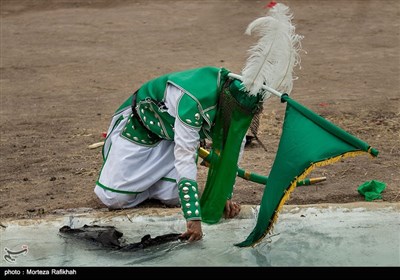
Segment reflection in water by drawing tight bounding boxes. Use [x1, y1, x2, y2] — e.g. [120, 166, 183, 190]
[1, 206, 399, 266]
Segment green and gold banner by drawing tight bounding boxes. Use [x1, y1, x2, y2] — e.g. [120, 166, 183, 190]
[236, 95, 378, 247]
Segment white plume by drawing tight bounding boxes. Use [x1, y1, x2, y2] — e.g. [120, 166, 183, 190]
[241, 3, 303, 97]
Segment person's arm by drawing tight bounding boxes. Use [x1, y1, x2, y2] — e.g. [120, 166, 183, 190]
[165, 84, 203, 241]
[174, 120, 203, 241]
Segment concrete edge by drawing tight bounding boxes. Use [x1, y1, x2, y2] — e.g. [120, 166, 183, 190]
[1, 201, 398, 226]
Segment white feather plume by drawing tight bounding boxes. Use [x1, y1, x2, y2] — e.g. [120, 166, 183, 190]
[241, 3, 303, 97]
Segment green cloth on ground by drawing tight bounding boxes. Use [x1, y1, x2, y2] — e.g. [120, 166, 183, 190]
[357, 180, 386, 201]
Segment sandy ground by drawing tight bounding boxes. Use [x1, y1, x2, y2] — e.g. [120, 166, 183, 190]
[1, 0, 399, 220]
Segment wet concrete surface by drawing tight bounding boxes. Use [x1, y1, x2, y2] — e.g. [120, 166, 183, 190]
[1, 202, 399, 266]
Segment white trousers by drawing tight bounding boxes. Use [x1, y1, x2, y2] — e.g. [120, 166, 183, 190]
[94, 106, 180, 209]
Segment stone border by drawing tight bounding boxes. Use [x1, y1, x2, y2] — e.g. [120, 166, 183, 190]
[1, 201, 398, 226]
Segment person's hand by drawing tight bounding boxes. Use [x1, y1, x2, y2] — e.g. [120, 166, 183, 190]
[224, 200, 241, 219]
[180, 220, 203, 242]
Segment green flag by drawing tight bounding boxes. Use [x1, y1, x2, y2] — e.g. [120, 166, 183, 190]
[236, 94, 379, 247]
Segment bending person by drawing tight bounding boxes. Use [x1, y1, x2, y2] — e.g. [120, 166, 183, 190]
[94, 66, 263, 241]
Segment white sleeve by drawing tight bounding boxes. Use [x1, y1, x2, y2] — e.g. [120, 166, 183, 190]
[165, 84, 200, 182]
[173, 119, 200, 181]
[238, 135, 247, 165]
[164, 84, 247, 184]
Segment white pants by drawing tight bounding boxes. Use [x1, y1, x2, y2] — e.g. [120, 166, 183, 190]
[94, 180, 180, 209]
[94, 107, 180, 209]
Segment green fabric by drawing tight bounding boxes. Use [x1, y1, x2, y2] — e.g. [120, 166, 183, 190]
[178, 178, 201, 221]
[136, 98, 175, 140]
[101, 115, 124, 160]
[357, 180, 386, 201]
[135, 67, 230, 140]
[178, 94, 204, 128]
[236, 95, 379, 247]
[114, 95, 133, 115]
[121, 112, 161, 146]
[200, 79, 259, 224]
[96, 180, 142, 195]
[229, 79, 263, 113]
[170, 67, 229, 111]
[137, 66, 225, 123]
[160, 177, 176, 183]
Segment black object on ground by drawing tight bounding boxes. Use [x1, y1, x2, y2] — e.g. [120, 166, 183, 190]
[59, 225, 182, 251]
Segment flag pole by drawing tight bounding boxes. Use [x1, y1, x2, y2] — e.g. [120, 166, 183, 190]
[228, 73, 283, 98]
[198, 147, 326, 186]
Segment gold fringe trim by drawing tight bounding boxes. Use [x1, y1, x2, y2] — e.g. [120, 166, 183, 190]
[251, 150, 369, 248]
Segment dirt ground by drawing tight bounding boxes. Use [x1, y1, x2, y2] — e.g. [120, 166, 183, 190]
[1, 0, 399, 220]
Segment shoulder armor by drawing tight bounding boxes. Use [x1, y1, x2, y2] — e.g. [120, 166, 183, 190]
[177, 94, 204, 128]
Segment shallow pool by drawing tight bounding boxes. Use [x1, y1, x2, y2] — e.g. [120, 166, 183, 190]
[1, 203, 399, 267]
